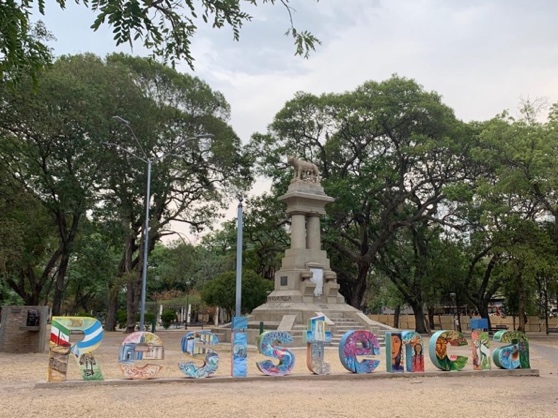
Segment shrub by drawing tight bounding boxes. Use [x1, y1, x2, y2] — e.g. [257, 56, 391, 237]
[161, 309, 177, 329]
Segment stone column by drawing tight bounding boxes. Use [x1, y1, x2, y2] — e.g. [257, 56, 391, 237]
[306, 215, 321, 250]
[291, 213, 306, 249]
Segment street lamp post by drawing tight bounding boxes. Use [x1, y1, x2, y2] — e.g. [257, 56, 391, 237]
[235, 195, 244, 317]
[108, 116, 212, 331]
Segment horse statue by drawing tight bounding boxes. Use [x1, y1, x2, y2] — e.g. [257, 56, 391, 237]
[287, 155, 320, 183]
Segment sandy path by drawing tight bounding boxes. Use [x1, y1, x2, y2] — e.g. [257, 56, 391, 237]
[1, 330, 557, 418]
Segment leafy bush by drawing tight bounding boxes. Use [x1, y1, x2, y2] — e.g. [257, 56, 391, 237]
[116, 310, 156, 329]
[161, 309, 177, 329]
[116, 309, 127, 329]
[201, 269, 273, 315]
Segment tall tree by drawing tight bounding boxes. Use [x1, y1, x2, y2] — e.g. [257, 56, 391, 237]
[0, 54, 132, 314]
[97, 54, 252, 332]
[376, 221, 467, 333]
[468, 106, 556, 331]
[249, 76, 469, 310]
[0, 174, 57, 305]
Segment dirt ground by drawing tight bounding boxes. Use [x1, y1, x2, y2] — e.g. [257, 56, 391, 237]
[1, 329, 558, 418]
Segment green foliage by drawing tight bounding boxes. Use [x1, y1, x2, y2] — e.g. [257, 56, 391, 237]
[201, 269, 273, 315]
[0, 280, 24, 306]
[0, 52, 252, 320]
[116, 309, 127, 329]
[161, 309, 177, 329]
[0, 173, 58, 305]
[0, 8, 54, 85]
[65, 220, 120, 315]
[248, 75, 468, 310]
[116, 309, 155, 329]
[1, 0, 319, 83]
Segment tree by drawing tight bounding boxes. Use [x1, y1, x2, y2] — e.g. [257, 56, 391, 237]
[0, 12, 53, 84]
[96, 54, 252, 333]
[64, 220, 120, 316]
[376, 221, 468, 333]
[249, 76, 469, 311]
[0, 174, 57, 305]
[201, 269, 273, 318]
[0, 54, 123, 313]
[233, 194, 289, 281]
[1, 0, 320, 83]
[466, 105, 558, 331]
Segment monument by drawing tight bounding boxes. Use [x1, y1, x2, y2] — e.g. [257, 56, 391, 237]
[250, 156, 371, 340]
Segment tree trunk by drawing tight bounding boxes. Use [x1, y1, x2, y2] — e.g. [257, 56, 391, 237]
[478, 303, 491, 330]
[52, 252, 71, 316]
[126, 271, 141, 333]
[411, 302, 427, 334]
[455, 294, 462, 333]
[544, 285, 549, 335]
[104, 283, 119, 331]
[517, 271, 527, 332]
[118, 233, 139, 333]
[345, 262, 370, 308]
[393, 305, 400, 328]
[427, 306, 435, 332]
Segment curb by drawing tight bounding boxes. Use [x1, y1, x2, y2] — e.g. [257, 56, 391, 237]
[34, 368, 540, 390]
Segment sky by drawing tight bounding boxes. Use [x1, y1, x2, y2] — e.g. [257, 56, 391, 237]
[34, 0, 558, 241]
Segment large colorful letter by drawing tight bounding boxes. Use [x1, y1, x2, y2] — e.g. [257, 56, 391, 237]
[385, 331, 404, 373]
[306, 315, 332, 375]
[118, 331, 164, 379]
[179, 331, 219, 378]
[231, 316, 248, 377]
[492, 330, 530, 369]
[257, 331, 295, 376]
[47, 316, 104, 382]
[338, 330, 380, 374]
[471, 330, 491, 370]
[429, 330, 468, 371]
[470, 318, 490, 370]
[402, 331, 425, 372]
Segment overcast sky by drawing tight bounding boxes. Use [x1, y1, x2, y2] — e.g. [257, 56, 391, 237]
[38, 0, 558, 139]
[35, 0, 558, 240]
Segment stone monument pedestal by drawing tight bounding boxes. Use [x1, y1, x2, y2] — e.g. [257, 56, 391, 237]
[251, 180, 360, 329]
[212, 158, 390, 346]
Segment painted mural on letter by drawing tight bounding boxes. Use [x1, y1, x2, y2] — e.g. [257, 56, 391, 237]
[492, 330, 530, 370]
[231, 316, 248, 377]
[305, 315, 332, 375]
[402, 331, 424, 372]
[385, 332, 404, 373]
[118, 331, 164, 379]
[338, 330, 380, 374]
[179, 331, 219, 378]
[47, 316, 104, 382]
[257, 331, 295, 376]
[471, 330, 491, 370]
[429, 330, 468, 371]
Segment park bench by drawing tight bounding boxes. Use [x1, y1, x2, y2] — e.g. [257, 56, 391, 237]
[547, 325, 558, 334]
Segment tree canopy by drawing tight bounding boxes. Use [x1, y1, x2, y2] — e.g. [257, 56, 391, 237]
[1, 0, 320, 83]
